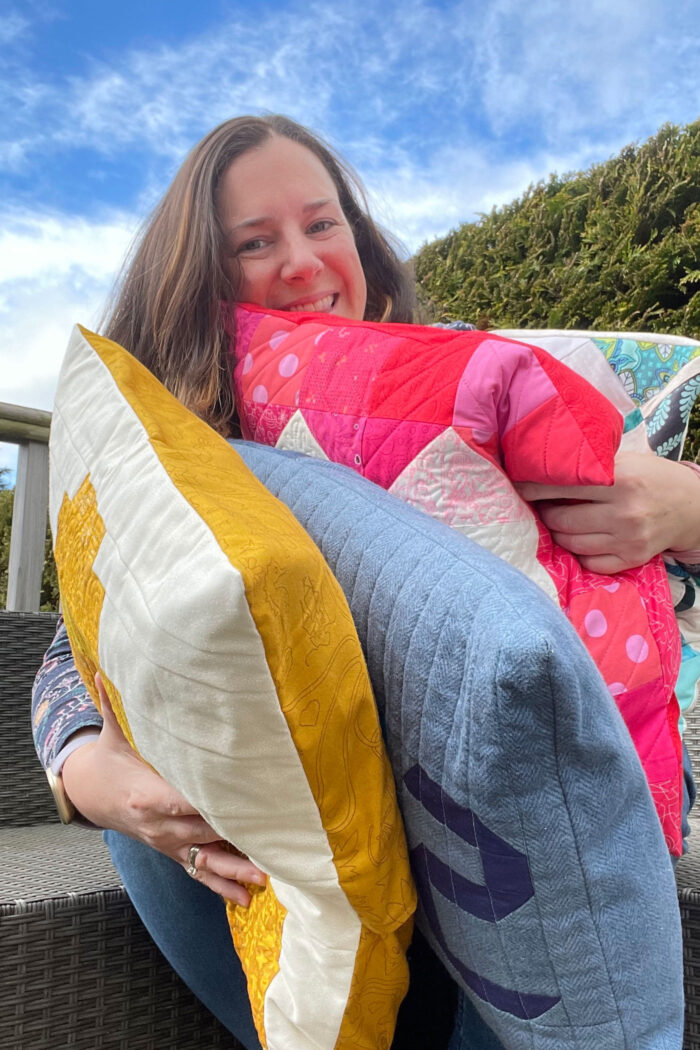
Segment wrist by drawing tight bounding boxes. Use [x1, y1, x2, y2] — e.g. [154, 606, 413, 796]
[668, 460, 700, 560]
[51, 729, 102, 775]
[59, 737, 102, 828]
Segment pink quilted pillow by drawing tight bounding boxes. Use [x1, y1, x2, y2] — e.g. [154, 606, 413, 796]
[225, 304, 683, 855]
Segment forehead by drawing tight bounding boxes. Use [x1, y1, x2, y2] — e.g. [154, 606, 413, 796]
[219, 136, 340, 223]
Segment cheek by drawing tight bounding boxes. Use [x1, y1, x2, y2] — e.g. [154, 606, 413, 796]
[350, 254, 368, 313]
[237, 262, 268, 302]
[335, 242, 366, 304]
[222, 252, 253, 302]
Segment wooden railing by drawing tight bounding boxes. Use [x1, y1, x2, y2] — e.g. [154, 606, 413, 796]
[1, 402, 51, 612]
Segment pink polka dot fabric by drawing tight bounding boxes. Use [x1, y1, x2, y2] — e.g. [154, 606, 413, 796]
[225, 303, 684, 855]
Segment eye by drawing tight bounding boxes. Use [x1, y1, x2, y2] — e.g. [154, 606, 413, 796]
[307, 219, 336, 235]
[236, 237, 267, 254]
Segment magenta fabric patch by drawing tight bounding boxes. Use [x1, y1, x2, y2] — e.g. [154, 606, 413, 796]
[362, 418, 446, 490]
[300, 329, 404, 416]
[453, 338, 558, 437]
[239, 401, 297, 446]
[301, 409, 365, 471]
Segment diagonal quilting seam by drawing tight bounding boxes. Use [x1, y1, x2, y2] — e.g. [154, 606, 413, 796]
[369, 333, 474, 419]
[361, 417, 443, 479]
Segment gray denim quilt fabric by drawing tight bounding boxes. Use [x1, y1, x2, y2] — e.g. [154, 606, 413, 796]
[236, 440, 683, 1050]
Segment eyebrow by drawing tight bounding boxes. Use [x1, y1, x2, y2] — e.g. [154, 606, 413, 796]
[228, 198, 337, 234]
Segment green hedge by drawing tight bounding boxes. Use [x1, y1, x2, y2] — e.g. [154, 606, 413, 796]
[414, 119, 700, 459]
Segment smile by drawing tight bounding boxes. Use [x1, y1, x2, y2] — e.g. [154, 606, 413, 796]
[286, 294, 337, 313]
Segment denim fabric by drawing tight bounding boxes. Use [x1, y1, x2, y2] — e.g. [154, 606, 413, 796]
[105, 831, 457, 1050]
[104, 831, 262, 1050]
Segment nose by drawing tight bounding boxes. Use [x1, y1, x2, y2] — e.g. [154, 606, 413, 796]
[279, 233, 323, 283]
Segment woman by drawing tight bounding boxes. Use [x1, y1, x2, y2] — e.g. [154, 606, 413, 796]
[33, 114, 700, 1050]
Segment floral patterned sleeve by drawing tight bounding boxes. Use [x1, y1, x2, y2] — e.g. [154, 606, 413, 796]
[31, 616, 103, 770]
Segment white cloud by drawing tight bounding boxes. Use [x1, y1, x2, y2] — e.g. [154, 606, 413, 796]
[362, 138, 617, 253]
[0, 210, 137, 284]
[0, 208, 137, 414]
[2, 0, 699, 421]
[469, 0, 686, 144]
[2, 0, 697, 182]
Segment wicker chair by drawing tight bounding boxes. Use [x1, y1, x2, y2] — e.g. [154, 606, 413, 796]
[0, 611, 242, 1050]
[3, 610, 700, 1048]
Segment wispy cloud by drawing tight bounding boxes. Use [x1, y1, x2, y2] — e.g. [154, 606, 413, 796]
[0, 12, 29, 45]
[0, 208, 137, 412]
[361, 135, 629, 252]
[470, 0, 681, 144]
[3, 0, 695, 183]
[1, 0, 698, 430]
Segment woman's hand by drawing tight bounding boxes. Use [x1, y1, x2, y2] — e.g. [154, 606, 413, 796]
[516, 452, 700, 574]
[61, 675, 266, 906]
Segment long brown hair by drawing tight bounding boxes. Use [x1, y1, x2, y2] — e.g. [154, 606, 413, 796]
[103, 115, 414, 434]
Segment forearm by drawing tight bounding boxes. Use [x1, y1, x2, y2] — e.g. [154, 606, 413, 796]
[668, 460, 700, 565]
[34, 651, 265, 901]
[32, 616, 103, 770]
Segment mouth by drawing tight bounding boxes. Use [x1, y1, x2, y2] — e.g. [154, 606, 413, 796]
[284, 294, 337, 313]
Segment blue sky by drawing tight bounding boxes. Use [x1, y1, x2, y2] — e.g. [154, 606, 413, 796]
[2, 0, 700, 475]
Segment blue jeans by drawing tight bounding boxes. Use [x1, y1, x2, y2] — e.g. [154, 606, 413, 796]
[105, 831, 505, 1049]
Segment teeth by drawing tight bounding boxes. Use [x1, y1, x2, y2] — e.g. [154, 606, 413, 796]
[288, 295, 334, 313]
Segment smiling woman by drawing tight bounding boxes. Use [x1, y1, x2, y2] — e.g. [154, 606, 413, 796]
[31, 112, 699, 1050]
[218, 136, 368, 321]
[101, 114, 414, 436]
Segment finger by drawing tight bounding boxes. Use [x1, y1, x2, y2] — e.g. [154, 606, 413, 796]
[550, 530, 618, 558]
[578, 552, 630, 575]
[199, 872, 253, 908]
[515, 481, 615, 503]
[146, 810, 252, 858]
[153, 812, 225, 843]
[538, 498, 618, 535]
[185, 846, 266, 906]
[94, 672, 133, 743]
[202, 844, 266, 886]
[184, 851, 252, 906]
[94, 672, 116, 722]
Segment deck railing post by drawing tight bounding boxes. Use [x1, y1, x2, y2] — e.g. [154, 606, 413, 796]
[1, 402, 52, 613]
[6, 441, 50, 611]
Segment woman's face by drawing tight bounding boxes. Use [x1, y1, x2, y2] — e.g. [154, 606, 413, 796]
[218, 135, 368, 320]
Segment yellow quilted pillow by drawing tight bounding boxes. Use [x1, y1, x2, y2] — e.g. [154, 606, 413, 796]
[49, 325, 416, 1050]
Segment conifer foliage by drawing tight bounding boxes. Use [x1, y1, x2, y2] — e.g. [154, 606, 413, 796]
[414, 120, 700, 458]
[415, 121, 700, 335]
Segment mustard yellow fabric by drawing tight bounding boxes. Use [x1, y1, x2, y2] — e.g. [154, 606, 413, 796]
[49, 325, 416, 1050]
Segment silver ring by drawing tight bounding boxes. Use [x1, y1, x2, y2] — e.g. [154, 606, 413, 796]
[186, 844, 201, 878]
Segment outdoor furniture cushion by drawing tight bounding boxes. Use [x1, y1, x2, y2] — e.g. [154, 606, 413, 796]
[48, 325, 416, 1050]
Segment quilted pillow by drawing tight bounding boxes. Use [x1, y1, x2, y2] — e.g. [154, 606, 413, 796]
[235, 441, 684, 1050]
[226, 305, 683, 854]
[494, 327, 700, 718]
[48, 325, 416, 1050]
